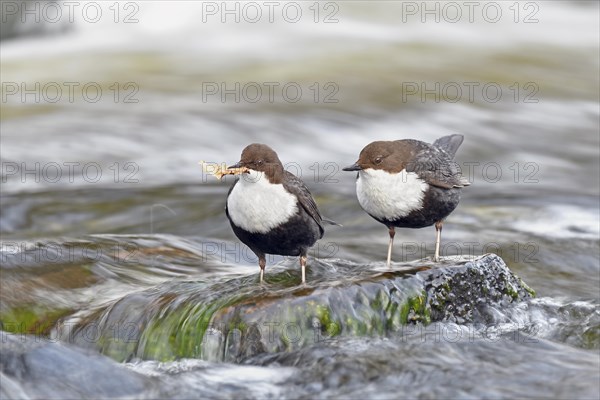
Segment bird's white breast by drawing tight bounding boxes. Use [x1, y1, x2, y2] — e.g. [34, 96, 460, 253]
[356, 168, 428, 220]
[227, 170, 298, 234]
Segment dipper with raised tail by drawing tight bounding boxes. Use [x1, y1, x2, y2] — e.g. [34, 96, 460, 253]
[343, 134, 470, 265]
[225, 144, 330, 284]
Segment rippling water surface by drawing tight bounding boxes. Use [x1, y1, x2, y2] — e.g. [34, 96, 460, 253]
[1, 1, 599, 399]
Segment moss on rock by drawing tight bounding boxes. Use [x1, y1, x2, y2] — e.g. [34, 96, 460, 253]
[64, 254, 534, 362]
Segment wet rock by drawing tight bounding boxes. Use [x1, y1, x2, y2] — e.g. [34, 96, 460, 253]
[0, 332, 151, 399]
[212, 254, 534, 361]
[422, 255, 535, 324]
[64, 254, 534, 362]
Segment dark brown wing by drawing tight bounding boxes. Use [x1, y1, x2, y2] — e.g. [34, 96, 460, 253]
[406, 145, 470, 189]
[282, 171, 324, 235]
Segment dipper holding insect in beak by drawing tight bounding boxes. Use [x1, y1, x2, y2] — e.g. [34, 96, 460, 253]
[224, 143, 332, 284]
[343, 134, 470, 266]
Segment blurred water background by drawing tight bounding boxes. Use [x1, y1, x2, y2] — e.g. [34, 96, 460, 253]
[1, 1, 599, 399]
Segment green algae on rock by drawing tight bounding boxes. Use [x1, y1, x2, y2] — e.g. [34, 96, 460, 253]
[63, 254, 534, 362]
[0, 306, 73, 335]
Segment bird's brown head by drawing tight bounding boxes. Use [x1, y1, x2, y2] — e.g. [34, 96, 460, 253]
[229, 143, 284, 182]
[343, 141, 409, 173]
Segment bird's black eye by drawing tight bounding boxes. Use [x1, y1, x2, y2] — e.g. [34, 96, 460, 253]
[256, 159, 264, 166]
[374, 156, 383, 165]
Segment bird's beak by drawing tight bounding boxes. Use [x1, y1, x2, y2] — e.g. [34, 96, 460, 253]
[342, 162, 362, 172]
[228, 161, 243, 169]
[226, 161, 249, 175]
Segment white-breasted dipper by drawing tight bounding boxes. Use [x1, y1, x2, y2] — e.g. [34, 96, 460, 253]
[225, 143, 328, 283]
[343, 134, 470, 265]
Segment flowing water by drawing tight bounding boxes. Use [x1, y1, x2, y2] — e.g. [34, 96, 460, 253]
[1, 1, 599, 399]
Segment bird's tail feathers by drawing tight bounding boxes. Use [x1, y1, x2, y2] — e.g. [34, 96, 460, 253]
[434, 134, 464, 158]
